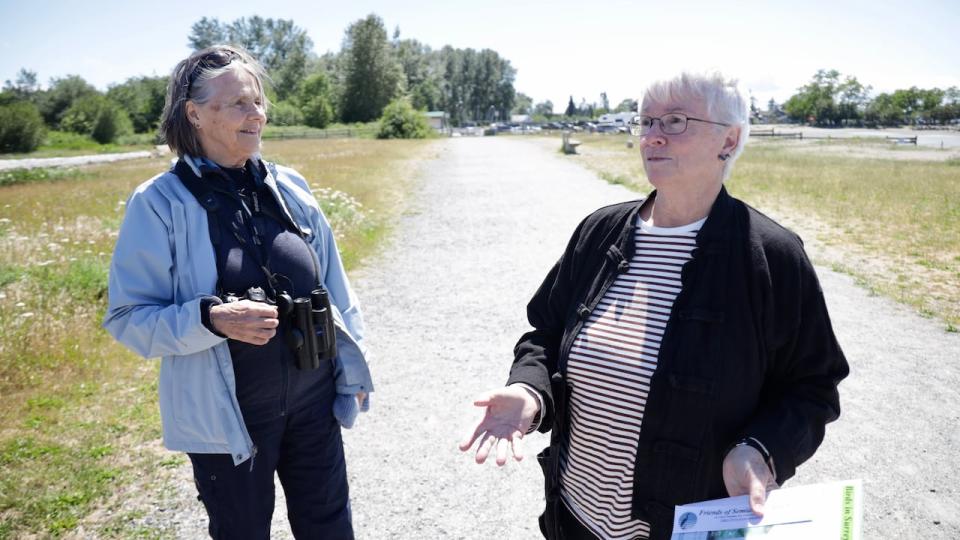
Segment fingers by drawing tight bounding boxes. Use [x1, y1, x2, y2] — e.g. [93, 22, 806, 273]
[237, 299, 279, 318]
[475, 433, 496, 464]
[458, 419, 486, 452]
[210, 302, 280, 345]
[472, 390, 494, 407]
[510, 430, 525, 462]
[495, 437, 510, 466]
[748, 476, 767, 516]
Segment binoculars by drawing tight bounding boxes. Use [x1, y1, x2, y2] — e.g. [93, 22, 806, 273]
[223, 286, 337, 370]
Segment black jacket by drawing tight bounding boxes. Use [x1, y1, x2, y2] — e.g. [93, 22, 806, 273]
[507, 187, 849, 540]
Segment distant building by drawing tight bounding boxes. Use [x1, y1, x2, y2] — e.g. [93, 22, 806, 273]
[426, 111, 449, 132]
[510, 114, 532, 124]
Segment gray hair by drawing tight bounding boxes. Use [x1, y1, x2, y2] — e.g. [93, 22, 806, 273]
[159, 45, 270, 158]
[642, 72, 750, 180]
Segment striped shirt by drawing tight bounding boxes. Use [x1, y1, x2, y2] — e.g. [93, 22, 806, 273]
[559, 215, 704, 540]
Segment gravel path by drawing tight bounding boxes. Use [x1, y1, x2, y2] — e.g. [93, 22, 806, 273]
[138, 137, 959, 539]
[0, 150, 154, 171]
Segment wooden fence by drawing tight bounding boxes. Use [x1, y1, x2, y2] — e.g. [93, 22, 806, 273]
[261, 127, 378, 140]
[751, 127, 918, 144]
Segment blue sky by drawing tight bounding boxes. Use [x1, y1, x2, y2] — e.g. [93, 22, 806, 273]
[1, 0, 958, 113]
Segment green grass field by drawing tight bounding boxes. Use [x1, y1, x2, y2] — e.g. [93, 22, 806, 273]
[0, 138, 435, 538]
[564, 134, 960, 329]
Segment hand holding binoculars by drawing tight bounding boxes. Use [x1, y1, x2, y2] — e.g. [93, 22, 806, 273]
[222, 286, 337, 370]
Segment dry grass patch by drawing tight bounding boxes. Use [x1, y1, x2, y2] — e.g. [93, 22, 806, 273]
[537, 133, 960, 329]
[0, 137, 437, 538]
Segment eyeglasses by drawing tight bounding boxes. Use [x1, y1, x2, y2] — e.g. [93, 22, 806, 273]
[628, 113, 730, 136]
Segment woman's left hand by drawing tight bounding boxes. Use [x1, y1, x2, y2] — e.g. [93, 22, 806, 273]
[722, 445, 779, 516]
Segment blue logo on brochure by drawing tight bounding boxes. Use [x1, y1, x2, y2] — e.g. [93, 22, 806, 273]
[678, 512, 697, 530]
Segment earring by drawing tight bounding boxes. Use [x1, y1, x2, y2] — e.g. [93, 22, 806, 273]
[718, 153, 730, 161]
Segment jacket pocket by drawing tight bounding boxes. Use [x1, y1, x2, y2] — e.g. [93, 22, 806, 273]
[164, 354, 232, 444]
[632, 439, 701, 521]
[678, 308, 725, 323]
[668, 373, 717, 397]
[537, 445, 562, 540]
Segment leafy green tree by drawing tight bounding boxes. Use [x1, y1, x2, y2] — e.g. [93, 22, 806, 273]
[864, 93, 902, 126]
[267, 101, 303, 126]
[376, 98, 431, 139]
[890, 87, 922, 124]
[917, 88, 945, 124]
[297, 72, 335, 128]
[784, 69, 852, 126]
[933, 86, 959, 124]
[106, 76, 167, 133]
[836, 76, 870, 125]
[512, 93, 533, 115]
[36, 75, 98, 127]
[0, 101, 46, 152]
[614, 98, 637, 113]
[394, 37, 442, 111]
[340, 14, 405, 122]
[188, 16, 314, 101]
[3, 68, 40, 102]
[61, 95, 132, 143]
[564, 96, 576, 117]
[534, 100, 554, 117]
[410, 78, 442, 111]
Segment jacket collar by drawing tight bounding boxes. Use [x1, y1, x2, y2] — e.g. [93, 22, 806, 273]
[618, 186, 735, 259]
[174, 154, 309, 237]
[696, 185, 736, 249]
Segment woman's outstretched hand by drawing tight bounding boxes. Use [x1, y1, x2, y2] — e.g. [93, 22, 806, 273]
[458, 386, 541, 466]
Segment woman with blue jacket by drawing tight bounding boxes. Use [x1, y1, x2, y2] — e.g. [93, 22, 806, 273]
[103, 45, 372, 539]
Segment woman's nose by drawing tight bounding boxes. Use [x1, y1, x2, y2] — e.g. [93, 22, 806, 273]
[639, 132, 665, 148]
[250, 103, 266, 122]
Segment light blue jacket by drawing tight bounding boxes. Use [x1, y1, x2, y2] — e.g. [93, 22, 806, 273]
[103, 155, 373, 465]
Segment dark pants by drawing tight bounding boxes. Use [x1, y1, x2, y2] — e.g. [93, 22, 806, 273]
[189, 397, 353, 540]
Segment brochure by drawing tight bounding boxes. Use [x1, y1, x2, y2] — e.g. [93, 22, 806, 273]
[670, 479, 863, 540]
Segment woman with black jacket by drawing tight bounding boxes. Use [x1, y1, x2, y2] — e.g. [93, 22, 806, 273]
[459, 72, 848, 540]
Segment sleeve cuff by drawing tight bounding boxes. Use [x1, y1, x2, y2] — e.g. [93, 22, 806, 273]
[512, 383, 544, 434]
[200, 296, 227, 338]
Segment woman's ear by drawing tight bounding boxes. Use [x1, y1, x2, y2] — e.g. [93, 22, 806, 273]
[185, 101, 201, 128]
[720, 125, 741, 156]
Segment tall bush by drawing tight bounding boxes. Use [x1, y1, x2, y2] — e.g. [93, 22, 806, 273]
[268, 101, 303, 126]
[376, 99, 431, 139]
[0, 101, 46, 153]
[298, 73, 335, 128]
[61, 95, 132, 144]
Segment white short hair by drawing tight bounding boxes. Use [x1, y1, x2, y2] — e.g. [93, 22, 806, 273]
[642, 72, 750, 180]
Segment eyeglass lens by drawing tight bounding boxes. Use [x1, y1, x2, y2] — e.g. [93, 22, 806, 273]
[639, 114, 688, 135]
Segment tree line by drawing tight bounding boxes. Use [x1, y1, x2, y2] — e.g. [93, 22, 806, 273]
[0, 13, 520, 152]
[766, 69, 960, 128]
